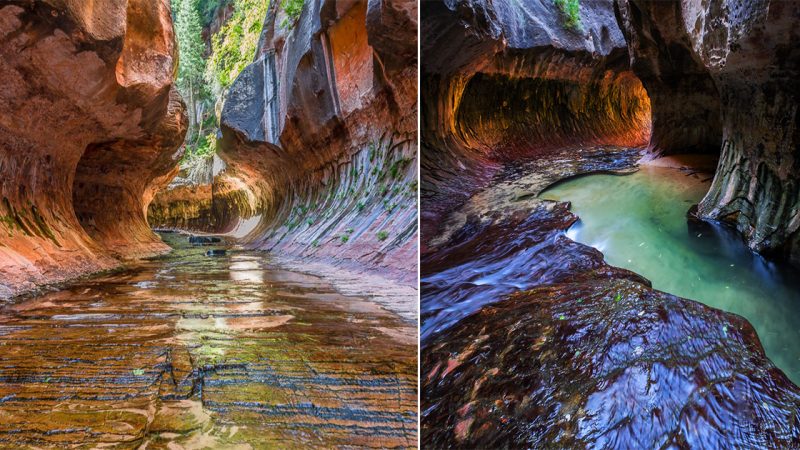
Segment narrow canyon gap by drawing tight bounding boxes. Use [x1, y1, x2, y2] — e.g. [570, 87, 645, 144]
[421, 0, 800, 448]
[0, 0, 419, 447]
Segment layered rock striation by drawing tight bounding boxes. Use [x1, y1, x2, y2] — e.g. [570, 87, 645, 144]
[420, 0, 652, 248]
[168, 0, 420, 282]
[0, 0, 187, 298]
[616, 0, 800, 265]
[421, 0, 800, 446]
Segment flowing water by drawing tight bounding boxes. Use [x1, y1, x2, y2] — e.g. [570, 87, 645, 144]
[0, 233, 416, 448]
[541, 166, 800, 385]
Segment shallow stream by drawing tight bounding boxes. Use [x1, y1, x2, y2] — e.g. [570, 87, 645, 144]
[0, 233, 416, 448]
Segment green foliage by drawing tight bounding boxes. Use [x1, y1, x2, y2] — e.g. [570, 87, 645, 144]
[174, 0, 206, 93]
[388, 158, 413, 179]
[173, 0, 217, 162]
[182, 132, 217, 162]
[280, 0, 304, 30]
[368, 143, 378, 162]
[340, 235, 349, 244]
[553, 0, 581, 30]
[197, 0, 230, 27]
[377, 231, 389, 241]
[205, 0, 269, 97]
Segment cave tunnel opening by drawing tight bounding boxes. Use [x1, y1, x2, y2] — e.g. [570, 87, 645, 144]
[449, 59, 729, 200]
[454, 70, 653, 161]
[72, 140, 170, 260]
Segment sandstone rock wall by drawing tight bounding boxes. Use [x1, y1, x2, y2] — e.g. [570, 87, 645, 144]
[614, 0, 722, 155]
[0, 0, 186, 298]
[211, 0, 418, 282]
[420, 0, 651, 247]
[421, 1, 800, 446]
[147, 155, 237, 232]
[616, 0, 800, 265]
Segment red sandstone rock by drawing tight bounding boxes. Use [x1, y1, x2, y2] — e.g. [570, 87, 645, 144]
[152, 0, 419, 284]
[0, 0, 187, 298]
[420, 0, 652, 247]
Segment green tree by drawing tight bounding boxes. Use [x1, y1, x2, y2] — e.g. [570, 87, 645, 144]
[174, 0, 207, 134]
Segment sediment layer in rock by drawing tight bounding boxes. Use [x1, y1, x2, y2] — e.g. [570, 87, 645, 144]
[151, 0, 419, 284]
[0, 1, 187, 298]
[0, 234, 417, 448]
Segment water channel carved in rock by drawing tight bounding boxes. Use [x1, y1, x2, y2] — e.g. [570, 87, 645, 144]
[421, 0, 800, 447]
[0, 0, 419, 447]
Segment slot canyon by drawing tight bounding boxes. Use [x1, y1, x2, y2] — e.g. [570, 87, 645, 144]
[0, 0, 418, 447]
[421, 0, 800, 448]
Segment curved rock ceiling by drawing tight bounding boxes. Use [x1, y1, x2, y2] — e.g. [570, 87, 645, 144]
[0, 0, 186, 298]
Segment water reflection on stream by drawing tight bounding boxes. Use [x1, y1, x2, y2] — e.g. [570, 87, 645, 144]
[0, 233, 416, 448]
[542, 166, 800, 385]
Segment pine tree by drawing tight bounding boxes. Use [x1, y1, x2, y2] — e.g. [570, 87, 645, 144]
[174, 0, 206, 136]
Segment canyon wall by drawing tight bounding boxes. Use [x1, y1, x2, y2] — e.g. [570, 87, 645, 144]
[0, 0, 186, 298]
[153, 0, 419, 282]
[420, 0, 651, 247]
[421, 0, 800, 446]
[616, 0, 800, 265]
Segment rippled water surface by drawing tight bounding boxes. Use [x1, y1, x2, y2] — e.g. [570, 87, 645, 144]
[0, 233, 416, 448]
[542, 166, 800, 385]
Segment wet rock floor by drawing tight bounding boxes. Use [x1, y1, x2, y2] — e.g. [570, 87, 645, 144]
[0, 233, 417, 448]
[421, 146, 800, 448]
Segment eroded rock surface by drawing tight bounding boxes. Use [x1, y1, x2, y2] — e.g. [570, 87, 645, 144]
[150, 0, 419, 285]
[424, 279, 800, 448]
[0, 233, 417, 448]
[420, 0, 651, 247]
[421, 147, 800, 448]
[616, 0, 800, 265]
[0, 0, 187, 298]
[148, 155, 242, 233]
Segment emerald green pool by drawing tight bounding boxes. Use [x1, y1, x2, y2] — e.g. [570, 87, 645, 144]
[541, 166, 800, 386]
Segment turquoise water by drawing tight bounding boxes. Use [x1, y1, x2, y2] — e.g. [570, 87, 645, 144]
[541, 166, 800, 385]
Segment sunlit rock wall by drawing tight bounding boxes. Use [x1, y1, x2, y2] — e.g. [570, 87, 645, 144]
[420, 0, 651, 248]
[617, 0, 800, 266]
[215, 0, 418, 282]
[0, 0, 187, 298]
[147, 155, 241, 233]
